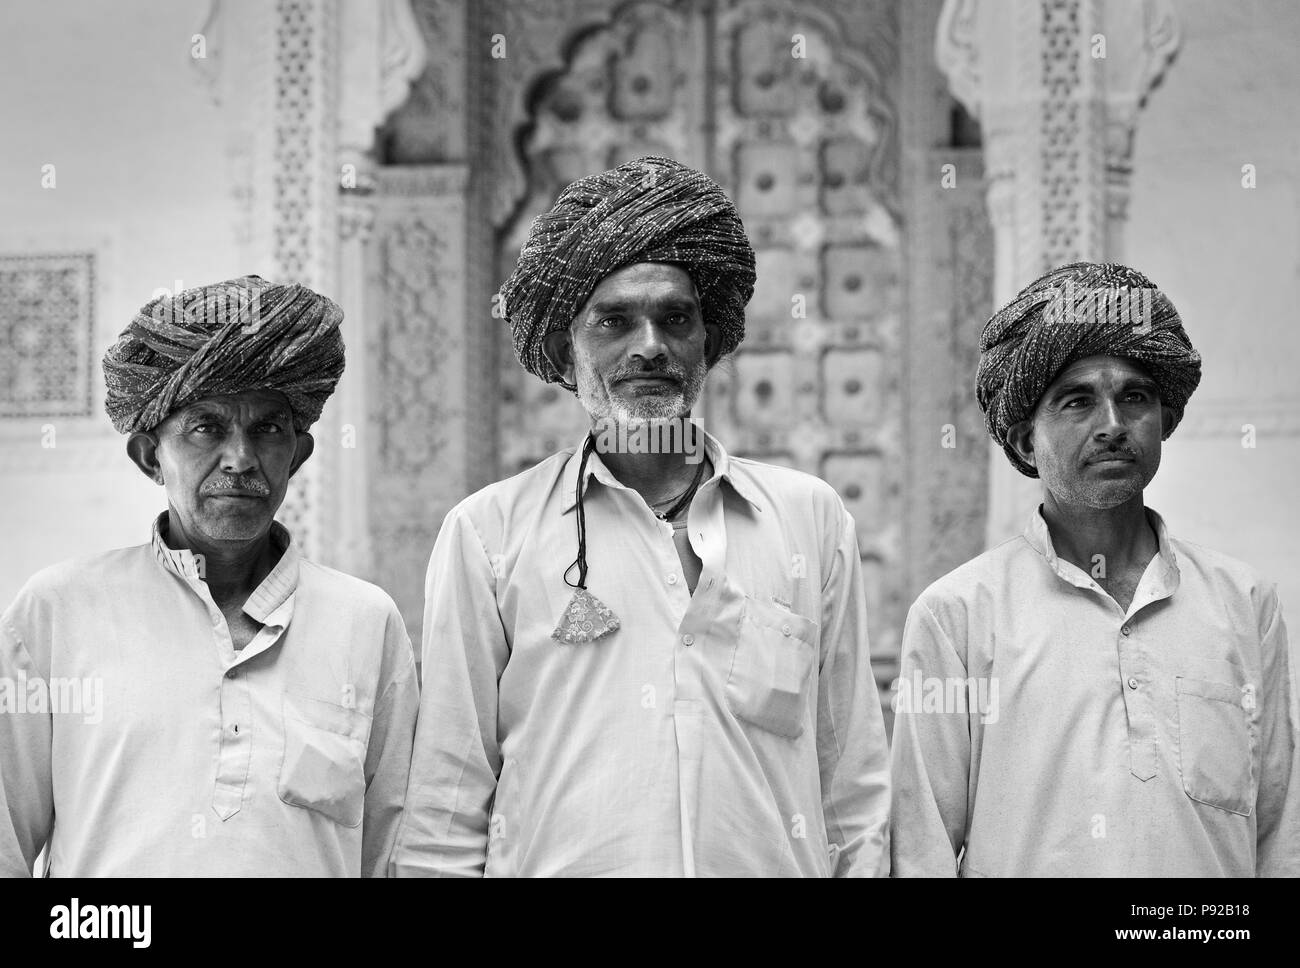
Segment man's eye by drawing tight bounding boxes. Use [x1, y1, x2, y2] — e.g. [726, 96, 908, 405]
[256, 423, 283, 433]
[666, 313, 690, 325]
[598, 316, 624, 328]
[1062, 398, 1088, 409]
[193, 423, 222, 434]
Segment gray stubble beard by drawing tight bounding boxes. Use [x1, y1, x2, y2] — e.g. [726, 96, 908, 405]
[574, 345, 709, 426]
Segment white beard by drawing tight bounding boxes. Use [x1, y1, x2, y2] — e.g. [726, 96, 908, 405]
[574, 347, 708, 424]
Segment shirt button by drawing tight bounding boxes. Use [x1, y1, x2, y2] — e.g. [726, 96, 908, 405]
[1121, 626, 1131, 636]
[682, 633, 695, 646]
[225, 669, 237, 680]
[1127, 677, 1139, 689]
[781, 623, 792, 637]
[666, 574, 678, 585]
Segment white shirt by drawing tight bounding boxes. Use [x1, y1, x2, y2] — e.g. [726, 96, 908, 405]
[392, 431, 891, 877]
[890, 507, 1300, 877]
[0, 515, 419, 876]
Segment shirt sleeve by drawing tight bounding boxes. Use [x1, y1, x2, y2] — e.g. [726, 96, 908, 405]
[360, 608, 419, 878]
[816, 508, 892, 877]
[1255, 586, 1300, 876]
[0, 595, 55, 878]
[389, 506, 509, 877]
[889, 597, 970, 877]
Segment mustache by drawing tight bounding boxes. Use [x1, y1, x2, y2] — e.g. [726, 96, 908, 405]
[610, 360, 688, 383]
[201, 474, 271, 496]
[1085, 445, 1139, 463]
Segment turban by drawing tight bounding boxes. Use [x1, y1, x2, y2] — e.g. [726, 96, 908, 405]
[500, 156, 756, 388]
[103, 276, 345, 434]
[976, 262, 1202, 478]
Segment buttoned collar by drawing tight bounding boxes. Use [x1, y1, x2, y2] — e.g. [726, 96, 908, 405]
[150, 512, 301, 624]
[1023, 503, 1180, 598]
[559, 425, 764, 514]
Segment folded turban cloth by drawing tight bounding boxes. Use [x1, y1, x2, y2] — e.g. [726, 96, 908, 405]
[500, 156, 756, 388]
[103, 276, 345, 434]
[976, 262, 1202, 478]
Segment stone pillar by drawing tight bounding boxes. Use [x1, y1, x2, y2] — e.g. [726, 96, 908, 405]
[935, 0, 1179, 545]
[330, 0, 426, 576]
[366, 165, 472, 640]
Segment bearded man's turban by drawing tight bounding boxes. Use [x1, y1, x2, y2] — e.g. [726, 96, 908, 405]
[103, 276, 345, 434]
[976, 262, 1202, 478]
[500, 156, 756, 388]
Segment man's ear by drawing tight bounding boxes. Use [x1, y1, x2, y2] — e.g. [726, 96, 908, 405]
[703, 323, 723, 367]
[127, 432, 165, 484]
[1006, 419, 1037, 471]
[1161, 406, 1174, 437]
[541, 329, 575, 385]
[289, 432, 315, 477]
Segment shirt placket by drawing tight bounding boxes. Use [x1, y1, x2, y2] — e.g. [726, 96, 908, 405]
[1116, 615, 1156, 781]
[671, 478, 730, 878]
[188, 576, 286, 822]
[1052, 553, 1159, 782]
[1116, 560, 1176, 782]
[153, 521, 297, 825]
[213, 665, 253, 820]
[213, 615, 290, 820]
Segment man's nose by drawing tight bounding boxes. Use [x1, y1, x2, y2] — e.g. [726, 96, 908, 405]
[1093, 398, 1128, 441]
[628, 318, 668, 362]
[219, 428, 258, 473]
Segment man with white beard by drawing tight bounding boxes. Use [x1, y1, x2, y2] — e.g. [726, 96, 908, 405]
[391, 157, 890, 877]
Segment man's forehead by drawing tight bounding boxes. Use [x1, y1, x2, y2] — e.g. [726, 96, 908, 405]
[173, 389, 292, 419]
[1048, 354, 1154, 387]
[587, 262, 698, 303]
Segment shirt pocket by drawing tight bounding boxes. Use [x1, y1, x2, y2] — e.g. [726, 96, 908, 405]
[724, 595, 820, 739]
[278, 693, 372, 828]
[1174, 676, 1256, 817]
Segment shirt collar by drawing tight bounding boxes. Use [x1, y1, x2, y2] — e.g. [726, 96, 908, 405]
[1022, 504, 1180, 592]
[559, 426, 765, 514]
[150, 512, 301, 624]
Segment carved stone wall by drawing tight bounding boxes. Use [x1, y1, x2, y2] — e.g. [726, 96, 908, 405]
[365, 166, 473, 637]
[905, 148, 992, 599]
[706, 1, 905, 662]
[0, 254, 95, 419]
[267, 0, 342, 559]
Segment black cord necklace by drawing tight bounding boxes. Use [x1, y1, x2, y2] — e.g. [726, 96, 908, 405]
[553, 434, 620, 644]
[649, 459, 707, 521]
[563, 434, 598, 590]
[553, 436, 705, 644]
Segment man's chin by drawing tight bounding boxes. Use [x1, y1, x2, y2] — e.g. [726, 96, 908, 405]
[609, 392, 690, 422]
[1059, 481, 1145, 511]
[194, 507, 277, 542]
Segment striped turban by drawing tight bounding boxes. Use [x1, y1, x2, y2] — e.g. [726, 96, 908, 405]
[500, 156, 756, 388]
[103, 276, 345, 434]
[976, 262, 1202, 478]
